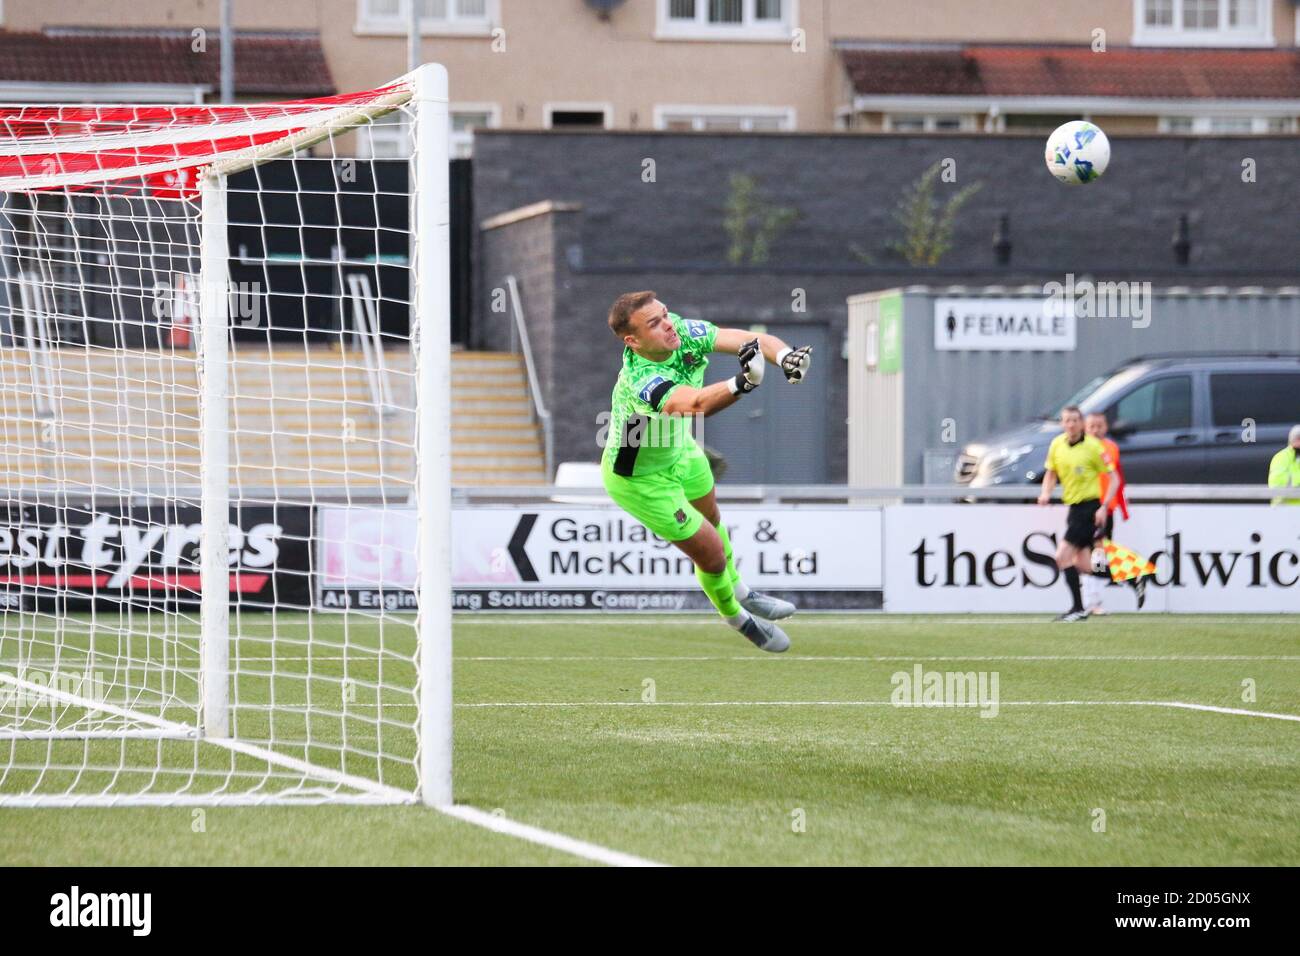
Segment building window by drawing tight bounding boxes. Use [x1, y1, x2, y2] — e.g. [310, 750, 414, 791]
[544, 104, 612, 130]
[1000, 113, 1080, 133]
[450, 105, 499, 157]
[1144, 0, 1174, 26]
[1133, 0, 1271, 45]
[549, 111, 605, 129]
[356, 0, 495, 35]
[883, 114, 975, 133]
[1227, 0, 1258, 27]
[357, 105, 499, 158]
[357, 112, 409, 158]
[655, 106, 795, 131]
[1205, 116, 1255, 133]
[1159, 115, 1296, 134]
[658, 0, 795, 40]
[1184, 0, 1218, 29]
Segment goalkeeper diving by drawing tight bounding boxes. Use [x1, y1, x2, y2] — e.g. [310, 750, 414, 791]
[601, 291, 813, 652]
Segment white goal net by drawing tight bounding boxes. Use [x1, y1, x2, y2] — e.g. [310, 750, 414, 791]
[0, 66, 452, 805]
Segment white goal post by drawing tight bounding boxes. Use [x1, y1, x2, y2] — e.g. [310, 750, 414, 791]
[0, 65, 452, 806]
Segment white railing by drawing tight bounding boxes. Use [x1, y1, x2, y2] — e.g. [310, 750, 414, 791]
[450, 483, 1289, 504]
[346, 272, 396, 412]
[346, 272, 399, 479]
[15, 271, 57, 418]
[7, 484, 1289, 506]
[504, 274, 553, 480]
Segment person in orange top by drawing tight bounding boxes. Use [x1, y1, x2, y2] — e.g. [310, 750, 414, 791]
[1084, 411, 1142, 614]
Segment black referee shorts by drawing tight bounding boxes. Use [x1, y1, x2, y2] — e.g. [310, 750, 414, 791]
[1064, 500, 1103, 549]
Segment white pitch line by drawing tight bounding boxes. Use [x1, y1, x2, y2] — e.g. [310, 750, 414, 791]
[440, 804, 667, 867]
[447, 621, 1300, 629]
[9, 654, 1297, 664]
[0, 673, 411, 804]
[0, 671, 197, 737]
[450, 654, 1300, 663]
[456, 700, 1300, 723]
[11, 614, 1297, 630]
[457, 700, 1138, 708]
[1155, 702, 1300, 723]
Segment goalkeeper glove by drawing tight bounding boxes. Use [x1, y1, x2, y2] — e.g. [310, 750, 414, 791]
[728, 337, 765, 395]
[776, 345, 813, 383]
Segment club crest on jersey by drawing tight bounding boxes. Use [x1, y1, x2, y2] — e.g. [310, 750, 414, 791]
[639, 376, 667, 404]
[685, 320, 709, 338]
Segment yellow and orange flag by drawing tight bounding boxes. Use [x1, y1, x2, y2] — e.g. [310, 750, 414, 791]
[1100, 538, 1156, 582]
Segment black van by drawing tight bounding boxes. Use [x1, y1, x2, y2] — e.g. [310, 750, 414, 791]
[957, 354, 1300, 486]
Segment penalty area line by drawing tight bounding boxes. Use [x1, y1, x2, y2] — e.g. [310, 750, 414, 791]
[1154, 701, 1300, 723]
[439, 804, 668, 867]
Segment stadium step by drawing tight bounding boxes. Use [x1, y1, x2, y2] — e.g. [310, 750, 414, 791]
[452, 471, 547, 484]
[0, 345, 546, 489]
[454, 447, 546, 463]
[450, 352, 549, 485]
[453, 395, 533, 408]
[452, 431, 543, 447]
[452, 414, 536, 427]
[451, 389, 531, 403]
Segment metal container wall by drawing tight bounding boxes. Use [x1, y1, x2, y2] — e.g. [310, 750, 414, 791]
[849, 286, 1300, 484]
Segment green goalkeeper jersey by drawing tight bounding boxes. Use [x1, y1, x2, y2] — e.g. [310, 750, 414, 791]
[602, 313, 718, 477]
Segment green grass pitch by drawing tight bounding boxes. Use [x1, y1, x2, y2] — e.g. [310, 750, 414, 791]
[2, 612, 1297, 866]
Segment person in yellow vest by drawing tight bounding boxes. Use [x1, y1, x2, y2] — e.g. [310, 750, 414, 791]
[1037, 406, 1122, 622]
[1268, 425, 1300, 506]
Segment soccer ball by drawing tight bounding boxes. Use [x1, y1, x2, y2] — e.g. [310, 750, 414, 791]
[1045, 120, 1110, 185]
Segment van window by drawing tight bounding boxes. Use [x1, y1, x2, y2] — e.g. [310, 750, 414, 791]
[1113, 376, 1192, 431]
[1211, 372, 1300, 427]
[1047, 365, 1147, 418]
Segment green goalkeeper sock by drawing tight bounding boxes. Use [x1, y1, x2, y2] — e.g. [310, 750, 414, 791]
[713, 521, 749, 600]
[695, 564, 743, 620]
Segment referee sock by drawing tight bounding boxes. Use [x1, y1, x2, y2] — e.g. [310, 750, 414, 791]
[695, 563, 743, 620]
[1082, 573, 1102, 609]
[1063, 567, 1084, 612]
[713, 521, 750, 601]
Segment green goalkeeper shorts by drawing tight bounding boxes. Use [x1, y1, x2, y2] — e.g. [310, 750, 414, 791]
[601, 442, 714, 542]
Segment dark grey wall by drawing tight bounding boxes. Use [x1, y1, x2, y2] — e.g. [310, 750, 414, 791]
[480, 215, 1086, 482]
[478, 208, 559, 403]
[473, 129, 1300, 274]
[894, 290, 1300, 484]
[472, 130, 1300, 483]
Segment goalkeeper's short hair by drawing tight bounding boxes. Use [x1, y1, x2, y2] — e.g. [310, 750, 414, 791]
[608, 291, 656, 339]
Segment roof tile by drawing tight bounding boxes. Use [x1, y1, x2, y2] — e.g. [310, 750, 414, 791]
[0, 30, 334, 98]
[841, 44, 1300, 100]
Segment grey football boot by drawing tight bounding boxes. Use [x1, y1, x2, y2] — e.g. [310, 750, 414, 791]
[739, 615, 791, 653]
[740, 590, 796, 621]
